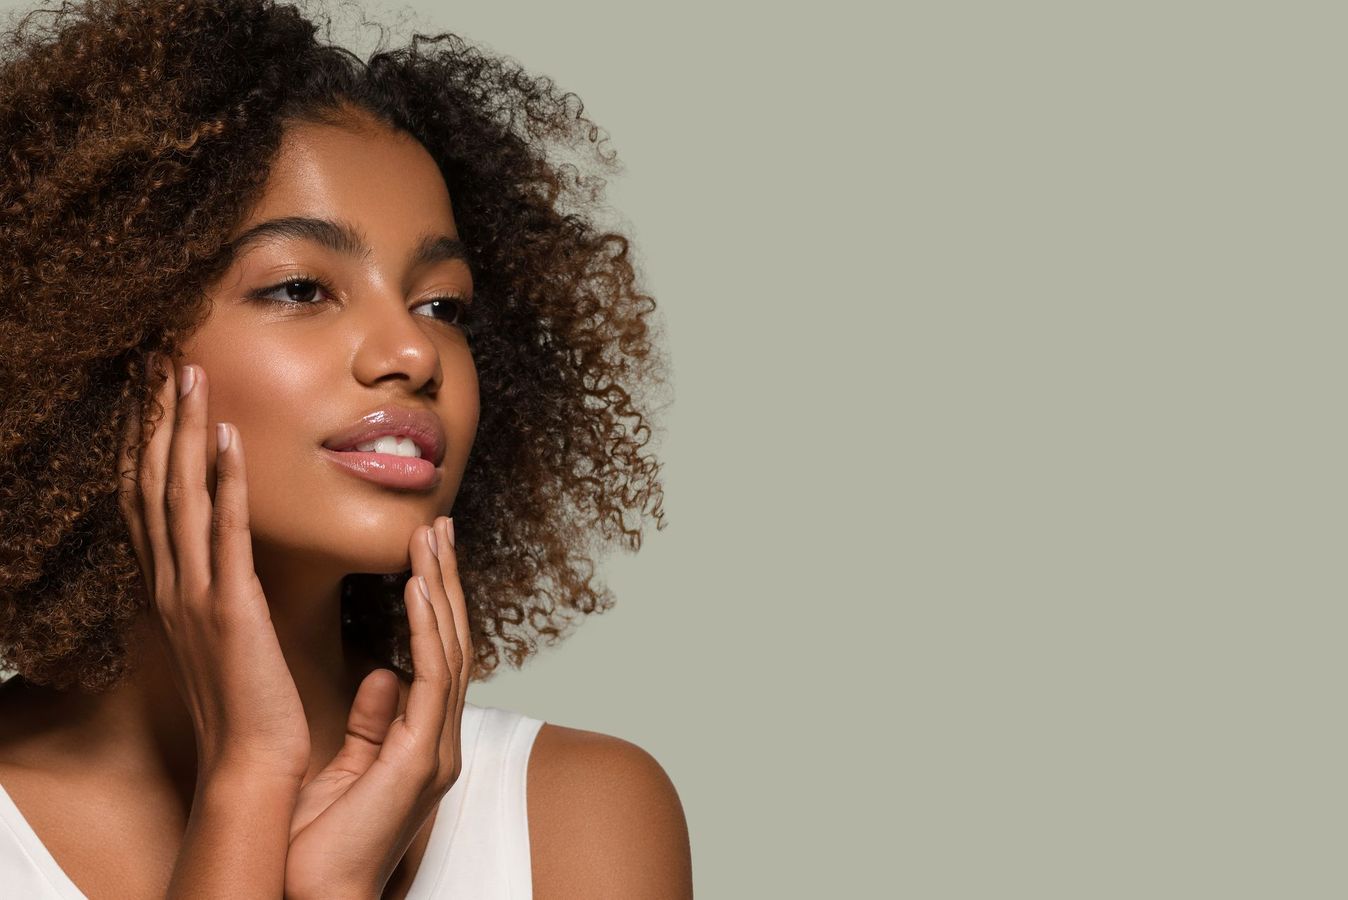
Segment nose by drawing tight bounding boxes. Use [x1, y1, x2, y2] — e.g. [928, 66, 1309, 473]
[350, 289, 442, 395]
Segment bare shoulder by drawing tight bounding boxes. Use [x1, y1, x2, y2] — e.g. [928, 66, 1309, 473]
[527, 721, 693, 900]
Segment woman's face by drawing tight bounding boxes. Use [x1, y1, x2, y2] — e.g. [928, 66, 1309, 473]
[179, 113, 478, 577]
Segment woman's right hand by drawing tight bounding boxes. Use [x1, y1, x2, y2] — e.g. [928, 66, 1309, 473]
[117, 352, 311, 783]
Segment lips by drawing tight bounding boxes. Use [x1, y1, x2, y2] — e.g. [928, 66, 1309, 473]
[321, 405, 447, 467]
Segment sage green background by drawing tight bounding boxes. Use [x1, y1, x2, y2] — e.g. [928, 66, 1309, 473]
[4, 0, 1346, 896]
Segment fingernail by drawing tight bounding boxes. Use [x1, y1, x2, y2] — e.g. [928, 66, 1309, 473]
[179, 365, 195, 397]
[446, 517, 455, 547]
[216, 422, 231, 452]
[427, 525, 439, 557]
[417, 575, 430, 602]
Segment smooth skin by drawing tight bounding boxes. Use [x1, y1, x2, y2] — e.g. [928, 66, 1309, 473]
[126, 356, 469, 898]
[0, 105, 691, 898]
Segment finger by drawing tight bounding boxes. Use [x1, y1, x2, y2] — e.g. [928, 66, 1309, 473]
[439, 518, 472, 679]
[421, 518, 466, 778]
[422, 518, 464, 681]
[137, 353, 180, 604]
[117, 364, 151, 597]
[325, 668, 402, 777]
[432, 517, 471, 757]
[164, 363, 212, 595]
[397, 531, 451, 756]
[287, 668, 404, 839]
[209, 421, 259, 594]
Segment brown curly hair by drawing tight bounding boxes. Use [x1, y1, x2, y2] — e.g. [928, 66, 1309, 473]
[0, 0, 668, 692]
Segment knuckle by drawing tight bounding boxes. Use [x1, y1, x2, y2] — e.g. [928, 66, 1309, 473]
[137, 465, 162, 499]
[414, 665, 451, 695]
[163, 476, 192, 511]
[416, 658, 450, 686]
[211, 503, 244, 537]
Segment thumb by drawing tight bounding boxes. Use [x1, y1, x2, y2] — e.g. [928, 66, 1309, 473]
[289, 669, 403, 840]
[292, 668, 401, 835]
[327, 668, 402, 776]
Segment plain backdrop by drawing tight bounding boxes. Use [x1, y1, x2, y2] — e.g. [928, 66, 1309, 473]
[4, 0, 1348, 896]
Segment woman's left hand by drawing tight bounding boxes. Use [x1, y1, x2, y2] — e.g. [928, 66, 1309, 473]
[283, 516, 472, 900]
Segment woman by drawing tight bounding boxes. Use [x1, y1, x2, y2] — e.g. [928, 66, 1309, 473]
[0, 0, 690, 896]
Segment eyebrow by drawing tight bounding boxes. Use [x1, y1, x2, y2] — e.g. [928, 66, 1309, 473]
[224, 215, 470, 271]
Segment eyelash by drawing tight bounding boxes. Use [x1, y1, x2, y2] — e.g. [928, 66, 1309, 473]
[248, 273, 477, 338]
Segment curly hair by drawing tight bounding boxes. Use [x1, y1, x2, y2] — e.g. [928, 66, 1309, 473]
[0, 0, 668, 692]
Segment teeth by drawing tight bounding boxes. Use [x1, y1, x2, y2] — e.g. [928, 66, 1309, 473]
[353, 435, 423, 458]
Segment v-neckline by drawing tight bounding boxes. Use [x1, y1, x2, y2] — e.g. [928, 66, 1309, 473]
[0, 781, 84, 899]
[0, 703, 483, 900]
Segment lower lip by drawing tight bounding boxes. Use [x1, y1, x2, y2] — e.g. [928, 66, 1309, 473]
[321, 448, 440, 490]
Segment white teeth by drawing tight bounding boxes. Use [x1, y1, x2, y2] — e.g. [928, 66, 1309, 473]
[353, 435, 423, 458]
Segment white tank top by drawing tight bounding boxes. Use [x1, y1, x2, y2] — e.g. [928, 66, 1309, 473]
[0, 701, 546, 899]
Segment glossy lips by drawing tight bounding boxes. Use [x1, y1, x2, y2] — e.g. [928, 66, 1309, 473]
[320, 405, 447, 491]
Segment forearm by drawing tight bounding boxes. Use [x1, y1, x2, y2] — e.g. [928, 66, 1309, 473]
[167, 769, 302, 899]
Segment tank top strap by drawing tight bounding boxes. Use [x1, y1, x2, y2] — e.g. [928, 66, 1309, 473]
[406, 700, 546, 899]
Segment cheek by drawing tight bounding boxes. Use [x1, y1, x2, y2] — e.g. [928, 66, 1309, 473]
[443, 354, 480, 469]
[190, 330, 337, 508]
[208, 354, 319, 451]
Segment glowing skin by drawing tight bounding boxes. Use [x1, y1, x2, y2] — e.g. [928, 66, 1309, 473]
[169, 108, 481, 779]
[180, 109, 479, 894]
[0, 108, 480, 896]
[191, 117, 479, 585]
[0, 105, 692, 900]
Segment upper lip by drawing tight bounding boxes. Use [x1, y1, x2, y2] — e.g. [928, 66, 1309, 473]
[321, 405, 446, 466]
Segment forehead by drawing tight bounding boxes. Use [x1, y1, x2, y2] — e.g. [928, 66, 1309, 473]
[238, 118, 458, 237]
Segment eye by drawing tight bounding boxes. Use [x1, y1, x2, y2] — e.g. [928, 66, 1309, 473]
[414, 295, 474, 334]
[249, 274, 476, 336]
[250, 275, 329, 305]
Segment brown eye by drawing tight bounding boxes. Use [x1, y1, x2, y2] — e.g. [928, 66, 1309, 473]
[416, 296, 475, 336]
[278, 279, 321, 303]
[249, 275, 330, 305]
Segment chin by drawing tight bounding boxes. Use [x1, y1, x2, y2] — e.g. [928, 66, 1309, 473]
[329, 531, 426, 574]
[250, 524, 423, 578]
[351, 549, 421, 575]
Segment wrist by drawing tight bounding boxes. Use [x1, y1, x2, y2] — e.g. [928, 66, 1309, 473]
[196, 763, 304, 803]
[193, 737, 311, 786]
